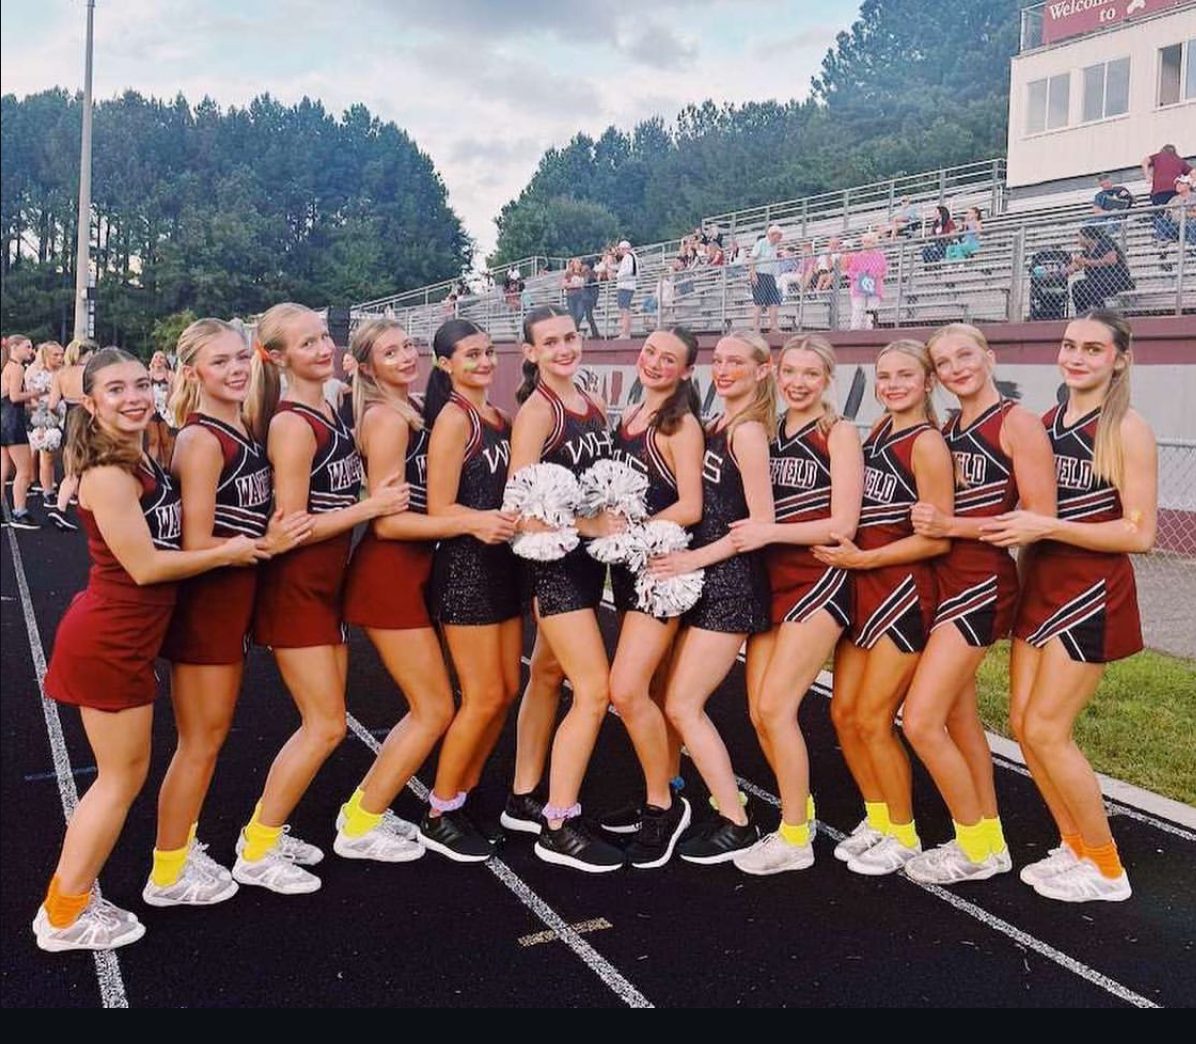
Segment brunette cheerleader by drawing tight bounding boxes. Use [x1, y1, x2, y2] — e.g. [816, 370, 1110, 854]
[33, 348, 263, 951]
[982, 312, 1155, 903]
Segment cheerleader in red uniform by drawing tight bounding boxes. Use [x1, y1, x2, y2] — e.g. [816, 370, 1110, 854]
[727, 335, 864, 875]
[900, 324, 1056, 885]
[144, 320, 314, 908]
[33, 348, 263, 952]
[982, 312, 1155, 903]
[814, 339, 954, 876]
[233, 304, 408, 895]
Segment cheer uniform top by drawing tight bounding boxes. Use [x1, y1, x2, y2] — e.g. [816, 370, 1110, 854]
[429, 393, 520, 626]
[343, 403, 434, 630]
[929, 400, 1021, 646]
[850, 417, 939, 652]
[254, 401, 362, 648]
[683, 418, 770, 635]
[1014, 405, 1142, 663]
[766, 416, 852, 628]
[0, 389, 28, 447]
[525, 382, 612, 617]
[161, 415, 272, 664]
[609, 405, 681, 615]
[45, 457, 182, 711]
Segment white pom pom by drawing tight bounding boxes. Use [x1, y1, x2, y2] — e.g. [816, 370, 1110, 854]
[587, 530, 639, 564]
[503, 463, 582, 561]
[578, 459, 648, 522]
[626, 520, 704, 617]
[512, 528, 580, 561]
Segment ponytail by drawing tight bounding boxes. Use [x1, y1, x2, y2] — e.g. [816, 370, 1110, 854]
[651, 325, 702, 436]
[64, 347, 144, 476]
[515, 358, 540, 405]
[1085, 310, 1134, 490]
[722, 329, 778, 442]
[518, 304, 574, 405]
[349, 318, 423, 443]
[168, 317, 241, 428]
[424, 318, 484, 426]
[245, 302, 312, 444]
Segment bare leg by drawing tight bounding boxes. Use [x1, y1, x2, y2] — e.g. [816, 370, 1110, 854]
[511, 627, 563, 795]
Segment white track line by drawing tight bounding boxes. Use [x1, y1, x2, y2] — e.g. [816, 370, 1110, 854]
[343, 713, 653, 1009]
[4, 528, 130, 1009]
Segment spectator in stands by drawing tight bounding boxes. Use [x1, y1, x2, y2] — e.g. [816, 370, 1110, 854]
[921, 205, 957, 264]
[945, 207, 983, 261]
[1152, 175, 1196, 265]
[1092, 173, 1134, 224]
[777, 247, 804, 298]
[705, 223, 724, 247]
[504, 268, 525, 311]
[706, 240, 726, 266]
[1142, 144, 1193, 206]
[616, 239, 638, 339]
[441, 292, 459, 318]
[727, 239, 744, 264]
[844, 231, 888, 330]
[1068, 225, 1134, 313]
[887, 196, 921, 239]
[562, 258, 587, 332]
[749, 224, 785, 332]
[581, 258, 602, 338]
[814, 236, 843, 291]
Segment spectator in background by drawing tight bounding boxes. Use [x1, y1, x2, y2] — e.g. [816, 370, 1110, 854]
[921, 205, 957, 264]
[1068, 224, 1134, 313]
[1092, 173, 1134, 223]
[1142, 144, 1193, 206]
[1152, 175, 1196, 264]
[945, 207, 983, 261]
[888, 196, 921, 239]
[706, 240, 726, 266]
[441, 292, 459, 318]
[726, 239, 744, 264]
[814, 236, 843, 291]
[749, 224, 784, 333]
[616, 239, 638, 339]
[705, 223, 724, 247]
[562, 258, 587, 332]
[504, 268, 525, 310]
[844, 231, 888, 330]
[581, 258, 602, 338]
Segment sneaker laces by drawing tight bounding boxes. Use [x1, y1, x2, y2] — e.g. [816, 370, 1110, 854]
[189, 842, 227, 880]
[88, 896, 131, 929]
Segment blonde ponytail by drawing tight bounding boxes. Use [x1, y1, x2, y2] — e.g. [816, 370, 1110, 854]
[723, 329, 778, 441]
[1085, 311, 1134, 490]
[168, 318, 242, 428]
[245, 302, 312, 444]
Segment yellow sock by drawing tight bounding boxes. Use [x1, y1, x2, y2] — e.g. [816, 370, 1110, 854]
[151, 842, 189, 887]
[982, 816, 1007, 855]
[778, 820, 811, 846]
[807, 794, 817, 823]
[242, 802, 282, 862]
[955, 820, 989, 863]
[342, 794, 382, 839]
[889, 819, 919, 849]
[864, 801, 889, 833]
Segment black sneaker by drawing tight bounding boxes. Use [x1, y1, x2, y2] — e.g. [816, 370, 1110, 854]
[500, 790, 544, 835]
[417, 808, 495, 863]
[677, 814, 759, 865]
[534, 817, 625, 873]
[46, 507, 78, 532]
[626, 798, 692, 870]
[600, 777, 685, 835]
[8, 510, 40, 530]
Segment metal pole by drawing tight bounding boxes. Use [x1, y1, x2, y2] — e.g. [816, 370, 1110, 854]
[1177, 206, 1187, 317]
[895, 242, 906, 323]
[1009, 226, 1025, 322]
[72, 0, 95, 340]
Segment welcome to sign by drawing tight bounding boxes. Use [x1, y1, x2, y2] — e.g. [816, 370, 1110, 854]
[1042, 0, 1187, 45]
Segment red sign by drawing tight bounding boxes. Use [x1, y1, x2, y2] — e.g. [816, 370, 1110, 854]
[1042, 0, 1188, 45]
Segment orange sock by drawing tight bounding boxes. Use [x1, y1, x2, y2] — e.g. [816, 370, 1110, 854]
[44, 876, 90, 928]
[1084, 840, 1124, 879]
[1061, 832, 1084, 858]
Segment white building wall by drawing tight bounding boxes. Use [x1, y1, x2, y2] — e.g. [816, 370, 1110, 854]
[1008, 7, 1196, 188]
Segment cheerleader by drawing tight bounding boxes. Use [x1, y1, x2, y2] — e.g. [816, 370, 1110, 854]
[143, 319, 314, 908]
[727, 335, 863, 874]
[33, 348, 263, 952]
[27, 341, 66, 503]
[338, 318, 472, 862]
[1, 335, 39, 528]
[982, 312, 1155, 903]
[814, 339, 953, 876]
[900, 325, 1055, 885]
[146, 351, 176, 469]
[234, 303, 408, 895]
[649, 330, 776, 864]
[599, 327, 704, 869]
[46, 338, 93, 531]
[419, 319, 521, 862]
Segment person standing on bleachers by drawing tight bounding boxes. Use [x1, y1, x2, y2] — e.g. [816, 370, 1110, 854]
[844, 232, 888, 330]
[616, 240, 638, 339]
[1141, 144, 1192, 207]
[749, 224, 785, 333]
[1068, 226, 1134, 314]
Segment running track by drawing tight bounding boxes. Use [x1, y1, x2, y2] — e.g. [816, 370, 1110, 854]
[2, 523, 1193, 1008]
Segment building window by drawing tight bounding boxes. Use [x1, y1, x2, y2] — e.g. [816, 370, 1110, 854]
[1082, 57, 1129, 122]
[1027, 73, 1070, 134]
[1158, 40, 1196, 107]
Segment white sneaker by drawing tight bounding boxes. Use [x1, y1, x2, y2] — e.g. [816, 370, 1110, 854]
[833, 819, 885, 862]
[188, 841, 234, 882]
[1033, 858, 1132, 903]
[33, 896, 146, 952]
[235, 824, 324, 866]
[142, 847, 239, 907]
[335, 806, 419, 841]
[847, 835, 922, 876]
[992, 847, 1013, 874]
[334, 822, 425, 863]
[904, 840, 1007, 885]
[232, 849, 321, 895]
[1018, 844, 1080, 886]
[733, 831, 815, 875]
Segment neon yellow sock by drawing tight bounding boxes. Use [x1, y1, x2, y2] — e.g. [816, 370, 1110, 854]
[242, 802, 282, 862]
[342, 795, 383, 839]
[778, 820, 811, 846]
[889, 819, 919, 849]
[982, 816, 1007, 855]
[864, 800, 889, 833]
[150, 842, 189, 887]
[954, 820, 989, 863]
[807, 794, 817, 823]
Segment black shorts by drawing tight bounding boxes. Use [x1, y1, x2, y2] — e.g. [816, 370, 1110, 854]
[0, 400, 28, 447]
[526, 547, 606, 618]
[752, 274, 782, 307]
[683, 553, 770, 635]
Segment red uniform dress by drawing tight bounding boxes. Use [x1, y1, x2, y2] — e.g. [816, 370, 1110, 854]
[254, 401, 362, 648]
[850, 417, 938, 653]
[1014, 405, 1142, 663]
[342, 404, 433, 630]
[931, 400, 1020, 647]
[161, 414, 272, 664]
[766, 416, 852, 628]
[44, 458, 182, 711]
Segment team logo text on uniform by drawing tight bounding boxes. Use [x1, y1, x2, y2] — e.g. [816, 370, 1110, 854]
[328, 455, 364, 492]
[1056, 454, 1093, 491]
[562, 430, 613, 466]
[482, 441, 511, 474]
[953, 452, 988, 488]
[235, 468, 272, 508]
[771, 457, 818, 490]
[863, 466, 898, 503]
[702, 449, 723, 484]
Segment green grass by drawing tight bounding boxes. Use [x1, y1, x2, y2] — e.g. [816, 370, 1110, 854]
[975, 643, 1196, 806]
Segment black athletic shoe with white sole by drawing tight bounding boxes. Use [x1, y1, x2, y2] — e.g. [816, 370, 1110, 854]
[8, 510, 40, 530]
[534, 817, 625, 873]
[46, 507, 78, 531]
[626, 798, 692, 869]
[599, 778, 686, 835]
[500, 790, 545, 835]
[417, 809, 494, 863]
[677, 814, 759, 865]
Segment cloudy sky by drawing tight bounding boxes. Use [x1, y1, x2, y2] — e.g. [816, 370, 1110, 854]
[1, 0, 862, 258]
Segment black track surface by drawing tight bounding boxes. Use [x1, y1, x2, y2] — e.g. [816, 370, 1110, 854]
[2, 523, 1193, 1008]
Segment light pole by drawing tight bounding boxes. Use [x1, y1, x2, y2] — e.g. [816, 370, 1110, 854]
[72, 0, 95, 340]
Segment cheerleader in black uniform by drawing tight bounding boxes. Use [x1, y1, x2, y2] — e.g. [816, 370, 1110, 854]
[981, 313, 1156, 903]
[1, 335, 39, 527]
[814, 340, 954, 876]
[726, 335, 863, 875]
[649, 330, 776, 864]
[234, 304, 408, 895]
[900, 325, 1055, 886]
[419, 320, 521, 862]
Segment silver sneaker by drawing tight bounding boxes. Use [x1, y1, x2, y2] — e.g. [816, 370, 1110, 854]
[904, 840, 1007, 885]
[33, 896, 146, 952]
[188, 841, 234, 882]
[142, 847, 239, 907]
[833, 819, 885, 862]
[847, 835, 922, 876]
[334, 822, 425, 863]
[1033, 858, 1132, 903]
[733, 831, 815, 875]
[1018, 844, 1079, 886]
[235, 824, 324, 866]
[336, 806, 419, 841]
[232, 849, 321, 895]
